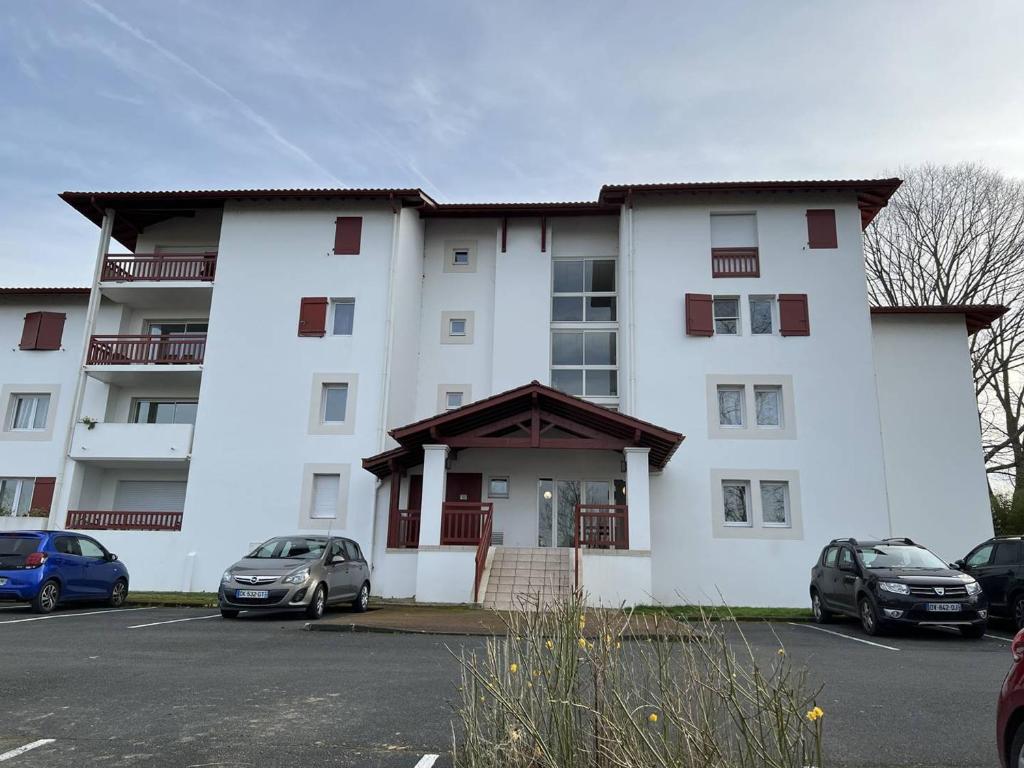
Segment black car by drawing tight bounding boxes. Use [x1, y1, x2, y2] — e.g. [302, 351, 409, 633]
[810, 537, 988, 638]
[957, 536, 1024, 628]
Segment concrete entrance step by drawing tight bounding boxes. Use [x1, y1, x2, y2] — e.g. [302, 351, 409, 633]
[482, 547, 573, 610]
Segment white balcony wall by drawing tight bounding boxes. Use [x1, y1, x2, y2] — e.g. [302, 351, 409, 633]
[70, 422, 194, 462]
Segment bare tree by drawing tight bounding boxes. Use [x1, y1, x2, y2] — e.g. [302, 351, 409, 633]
[864, 163, 1024, 529]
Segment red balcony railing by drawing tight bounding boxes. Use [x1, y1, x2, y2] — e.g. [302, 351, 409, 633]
[87, 334, 206, 365]
[67, 510, 183, 531]
[711, 247, 760, 278]
[474, 507, 493, 603]
[101, 253, 217, 282]
[387, 509, 421, 548]
[441, 502, 493, 545]
[574, 504, 629, 550]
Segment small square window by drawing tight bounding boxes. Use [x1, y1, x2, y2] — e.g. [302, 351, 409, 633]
[713, 297, 739, 335]
[449, 318, 467, 336]
[488, 477, 509, 499]
[760, 481, 790, 526]
[722, 481, 751, 526]
[8, 394, 49, 431]
[321, 384, 349, 423]
[331, 299, 355, 335]
[755, 386, 782, 427]
[452, 249, 470, 266]
[749, 297, 774, 335]
[445, 391, 464, 410]
[717, 386, 744, 427]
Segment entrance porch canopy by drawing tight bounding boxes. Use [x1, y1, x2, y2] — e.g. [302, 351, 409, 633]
[362, 380, 684, 478]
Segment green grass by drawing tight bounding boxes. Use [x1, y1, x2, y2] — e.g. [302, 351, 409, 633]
[634, 604, 814, 622]
[125, 591, 219, 608]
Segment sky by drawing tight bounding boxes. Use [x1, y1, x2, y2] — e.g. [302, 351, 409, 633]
[2, 0, 1023, 286]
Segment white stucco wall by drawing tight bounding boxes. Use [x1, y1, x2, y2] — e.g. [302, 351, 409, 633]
[871, 314, 994, 562]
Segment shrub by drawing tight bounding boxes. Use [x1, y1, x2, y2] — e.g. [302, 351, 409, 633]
[451, 594, 824, 767]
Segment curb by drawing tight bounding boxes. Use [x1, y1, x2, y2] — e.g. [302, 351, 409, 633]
[305, 621, 501, 636]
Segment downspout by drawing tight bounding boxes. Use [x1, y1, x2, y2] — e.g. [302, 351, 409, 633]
[50, 205, 114, 529]
[626, 193, 638, 415]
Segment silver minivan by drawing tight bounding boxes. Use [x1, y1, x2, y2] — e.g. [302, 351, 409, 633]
[218, 535, 370, 619]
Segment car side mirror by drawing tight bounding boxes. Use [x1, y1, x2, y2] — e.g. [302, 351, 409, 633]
[105, 552, 118, 562]
[328, 555, 345, 565]
[952, 560, 964, 570]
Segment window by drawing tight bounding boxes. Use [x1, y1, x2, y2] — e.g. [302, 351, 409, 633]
[760, 481, 790, 526]
[449, 318, 467, 337]
[710, 213, 757, 250]
[839, 548, 855, 569]
[7, 394, 49, 431]
[823, 547, 839, 568]
[77, 538, 106, 559]
[321, 384, 349, 423]
[445, 391, 464, 410]
[754, 386, 782, 428]
[343, 539, 362, 561]
[452, 249, 470, 266]
[146, 320, 208, 335]
[551, 330, 617, 397]
[716, 386, 744, 427]
[131, 399, 198, 425]
[722, 481, 750, 526]
[444, 241, 477, 273]
[993, 542, 1021, 566]
[552, 259, 616, 322]
[713, 297, 739, 335]
[488, 477, 510, 499]
[331, 299, 355, 336]
[749, 296, 774, 335]
[0, 478, 34, 517]
[311, 474, 340, 519]
[966, 544, 994, 568]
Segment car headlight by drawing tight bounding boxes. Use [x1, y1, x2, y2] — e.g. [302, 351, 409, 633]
[878, 582, 910, 595]
[965, 580, 982, 596]
[221, 570, 233, 584]
[283, 568, 310, 585]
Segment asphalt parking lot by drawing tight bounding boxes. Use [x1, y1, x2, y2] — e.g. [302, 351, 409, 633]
[0, 603, 1015, 767]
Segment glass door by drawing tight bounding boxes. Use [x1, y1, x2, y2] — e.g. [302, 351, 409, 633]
[537, 479, 589, 548]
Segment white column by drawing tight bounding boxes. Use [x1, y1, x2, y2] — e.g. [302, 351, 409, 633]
[624, 447, 651, 551]
[417, 444, 449, 547]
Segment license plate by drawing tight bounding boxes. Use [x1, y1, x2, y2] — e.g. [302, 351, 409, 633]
[926, 602, 961, 612]
[235, 589, 268, 599]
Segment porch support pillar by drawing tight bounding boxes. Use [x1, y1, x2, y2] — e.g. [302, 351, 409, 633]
[624, 447, 651, 551]
[417, 444, 449, 547]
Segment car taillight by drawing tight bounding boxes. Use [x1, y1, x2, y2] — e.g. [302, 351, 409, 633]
[1012, 629, 1024, 663]
[24, 552, 47, 568]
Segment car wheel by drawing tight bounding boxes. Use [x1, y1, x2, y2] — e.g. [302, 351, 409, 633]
[220, 609, 239, 619]
[1013, 594, 1024, 630]
[351, 582, 370, 613]
[31, 580, 60, 614]
[1010, 719, 1024, 768]
[859, 597, 882, 636]
[959, 623, 986, 639]
[108, 578, 128, 608]
[305, 584, 326, 620]
[811, 590, 832, 624]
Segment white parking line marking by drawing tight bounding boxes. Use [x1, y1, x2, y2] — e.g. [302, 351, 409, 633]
[787, 622, 900, 651]
[986, 634, 1015, 642]
[128, 614, 221, 629]
[0, 607, 154, 625]
[0, 739, 55, 761]
[413, 756, 439, 768]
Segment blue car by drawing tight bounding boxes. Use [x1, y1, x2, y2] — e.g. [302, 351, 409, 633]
[0, 531, 130, 613]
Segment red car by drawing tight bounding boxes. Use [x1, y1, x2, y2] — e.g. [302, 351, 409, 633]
[999, 630, 1024, 766]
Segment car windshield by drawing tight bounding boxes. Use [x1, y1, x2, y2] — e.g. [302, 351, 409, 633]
[857, 544, 947, 570]
[247, 537, 326, 560]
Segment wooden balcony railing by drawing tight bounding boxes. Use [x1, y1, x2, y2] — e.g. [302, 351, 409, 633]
[101, 253, 217, 282]
[387, 509, 421, 549]
[87, 334, 206, 365]
[66, 510, 183, 531]
[474, 506, 493, 603]
[441, 502, 493, 545]
[574, 504, 629, 550]
[711, 247, 760, 278]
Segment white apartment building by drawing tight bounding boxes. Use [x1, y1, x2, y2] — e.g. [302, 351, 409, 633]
[0, 179, 1002, 607]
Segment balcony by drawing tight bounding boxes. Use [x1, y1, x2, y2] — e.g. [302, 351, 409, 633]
[711, 247, 760, 278]
[70, 422, 193, 464]
[387, 502, 494, 549]
[102, 253, 217, 283]
[66, 510, 183, 531]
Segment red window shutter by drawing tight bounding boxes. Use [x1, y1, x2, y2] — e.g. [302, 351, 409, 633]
[806, 209, 838, 249]
[779, 294, 811, 336]
[30, 477, 56, 514]
[19, 312, 42, 350]
[298, 297, 328, 337]
[685, 293, 714, 337]
[35, 312, 66, 350]
[334, 217, 363, 255]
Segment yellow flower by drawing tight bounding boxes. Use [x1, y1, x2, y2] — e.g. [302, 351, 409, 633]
[604, 634, 612, 644]
[510, 728, 521, 742]
[578, 637, 587, 649]
[509, 663, 518, 674]
[806, 706, 824, 722]
[579, 616, 587, 628]
[533, 670, 540, 677]
[615, 641, 622, 649]
[777, 647, 786, 656]
[545, 640, 554, 651]
[648, 712, 658, 723]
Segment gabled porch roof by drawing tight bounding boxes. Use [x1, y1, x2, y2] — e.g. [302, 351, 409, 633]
[362, 381, 684, 478]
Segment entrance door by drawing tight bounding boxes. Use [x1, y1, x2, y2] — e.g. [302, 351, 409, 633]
[537, 479, 582, 548]
[445, 473, 482, 503]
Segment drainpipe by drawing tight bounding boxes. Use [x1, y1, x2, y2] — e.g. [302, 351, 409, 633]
[50, 206, 115, 529]
[626, 194, 638, 415]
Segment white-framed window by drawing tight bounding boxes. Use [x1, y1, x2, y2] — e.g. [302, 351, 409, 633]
[130, 399, 198, 425]
[445, 391, 464, 410]
[444, 241, 477, 273]
[716, 386, 744, 427]
[551, 258, 616, 322]
[754, 386, 783, 428]
[449, 318, 467, 336]
[331, 299, 355, 336]
[310, 473, 340, 519]
[749, 296, 775, 335]
[452, 248, 470, 266]
[760, 481, 790, 527]
[7, 394, 49, 431]
[321, 384, 349, 424]
[0, 478, 35, 517]
[488, 477, 510, 499]
[721, 480, 751, 526]
[713, 297, 740, 335]
[551, 330, 617, 397]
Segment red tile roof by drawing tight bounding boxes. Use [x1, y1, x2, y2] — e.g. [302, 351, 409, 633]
[0, 287, 90, 296]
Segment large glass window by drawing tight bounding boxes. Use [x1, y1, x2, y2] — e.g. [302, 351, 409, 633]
[552, 259, 616, 322]
[131, 399, 198, 425]
[551, 331, 617, 397]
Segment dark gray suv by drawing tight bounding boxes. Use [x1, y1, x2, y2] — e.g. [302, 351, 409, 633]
[219, 535, 370, 620]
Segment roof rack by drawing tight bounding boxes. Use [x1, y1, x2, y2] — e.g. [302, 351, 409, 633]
[881, 537, 916, 545]
[829, 537, 858, 545]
